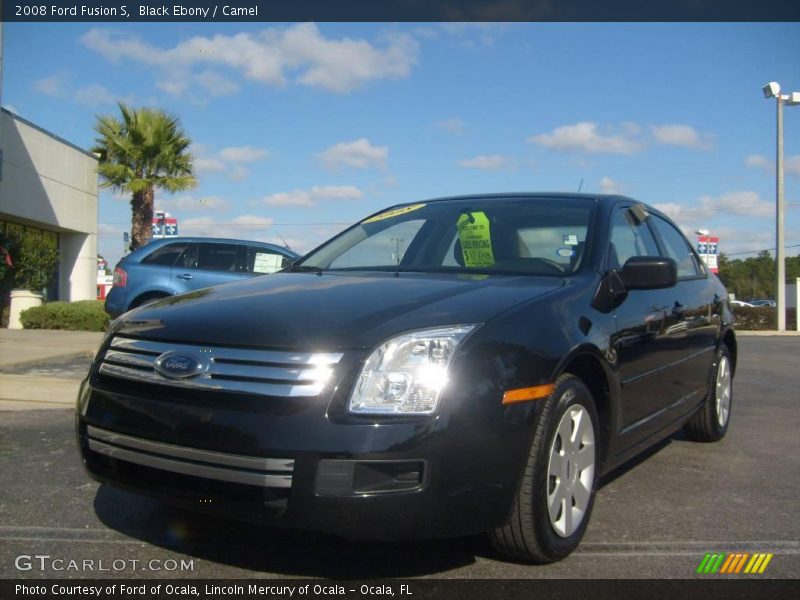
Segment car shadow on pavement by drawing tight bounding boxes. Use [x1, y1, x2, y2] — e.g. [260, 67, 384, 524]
[598, 435, 674, 489]
[93, 485, 489, 577]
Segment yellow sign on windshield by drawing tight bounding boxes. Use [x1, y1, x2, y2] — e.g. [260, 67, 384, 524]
[362, 203, 426, 224]
[457, 211, 494, 267]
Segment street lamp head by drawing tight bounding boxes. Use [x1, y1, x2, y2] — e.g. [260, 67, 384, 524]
[788, 91, 800, 107]
[763, 81, 781, 99]
[695, 229, 709, 237]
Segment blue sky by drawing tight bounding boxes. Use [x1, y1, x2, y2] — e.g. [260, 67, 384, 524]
[3, 22, 799, 267]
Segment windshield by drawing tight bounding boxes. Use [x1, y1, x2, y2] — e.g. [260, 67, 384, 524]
[295, 197, 596, 276]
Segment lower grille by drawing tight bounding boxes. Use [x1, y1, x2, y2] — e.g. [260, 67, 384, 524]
[87, 426, 294, 488]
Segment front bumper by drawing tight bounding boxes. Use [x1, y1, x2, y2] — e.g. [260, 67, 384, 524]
[76, 367, 539, 541]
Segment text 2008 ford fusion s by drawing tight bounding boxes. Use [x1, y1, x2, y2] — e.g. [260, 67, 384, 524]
[77, 193, 735, 563]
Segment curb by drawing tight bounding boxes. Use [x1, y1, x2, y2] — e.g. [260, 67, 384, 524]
[0, 350, 96, 371]
[735, 331, 800, 337]
[0, 374, 81, 410]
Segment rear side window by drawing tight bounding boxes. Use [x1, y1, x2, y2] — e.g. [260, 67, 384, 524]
[141, 242, 190, 266]
[608, 208, 659, 270]
[650, 216, 703, 279]
[196, 243, 241, 272]
[177, 243, 242, 272]
[244, 246, 291, 274]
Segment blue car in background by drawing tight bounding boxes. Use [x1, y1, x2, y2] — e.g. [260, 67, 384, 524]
[105, 237, 299, 318]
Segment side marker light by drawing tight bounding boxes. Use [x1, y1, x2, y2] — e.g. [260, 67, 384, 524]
[502, 383, 555, 405]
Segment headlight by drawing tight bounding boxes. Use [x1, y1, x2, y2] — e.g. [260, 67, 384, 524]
[349, 325, 477, 415]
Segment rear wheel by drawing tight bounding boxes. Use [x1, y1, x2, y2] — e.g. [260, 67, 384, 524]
[684, 345, 733, 442]
[490, 374, 599, 563]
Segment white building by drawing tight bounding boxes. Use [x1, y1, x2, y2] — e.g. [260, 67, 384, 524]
[0, 107, 99, 301]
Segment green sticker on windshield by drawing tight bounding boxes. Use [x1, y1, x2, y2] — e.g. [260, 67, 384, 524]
[457, 212, 494, 267]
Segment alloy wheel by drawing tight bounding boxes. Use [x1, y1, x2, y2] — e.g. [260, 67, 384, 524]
[546, 404, 596, 538]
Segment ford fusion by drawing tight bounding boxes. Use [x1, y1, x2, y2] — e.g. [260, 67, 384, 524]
[77, 194, 736, 563]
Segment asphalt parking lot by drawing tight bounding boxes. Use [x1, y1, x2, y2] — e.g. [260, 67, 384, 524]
[0, 336, 798, 580]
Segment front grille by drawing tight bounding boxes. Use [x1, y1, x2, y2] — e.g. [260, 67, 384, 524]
[98, 336, 343, 397]
[87, 425, 294, 488]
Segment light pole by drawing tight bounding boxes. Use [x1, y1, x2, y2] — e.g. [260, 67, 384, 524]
[762, 82, 800, 331]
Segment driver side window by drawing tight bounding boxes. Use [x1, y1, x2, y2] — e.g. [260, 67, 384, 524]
[608, 207, 659, 270]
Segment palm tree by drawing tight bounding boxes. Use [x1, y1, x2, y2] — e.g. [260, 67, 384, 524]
[93, 103, 196, 250]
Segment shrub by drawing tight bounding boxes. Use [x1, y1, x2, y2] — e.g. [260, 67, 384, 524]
[20, 300, 109, 332]
[733, 306, 797, 331]
[12, 234, 59, 292]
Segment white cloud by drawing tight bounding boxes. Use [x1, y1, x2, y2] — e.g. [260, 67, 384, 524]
[98, 223, 125, 237]
[80, 24, 419, 96]
[747, 153, 800, 177]
[319, 139, 388, 170]
[219, 145, 270, 163]
[33, 74, 69, 97]
[33, 73, 121, 107]
[654, 190, 774, 222]
[434, 117, 464, 135]
[228, 166, 249, 181]
[73, 84, 117, 107]
[528, 122, 643, 155]
[192, 145, 270, 180]
[745, 154, 771, 170]
[703, 191, 774, 218]
[651, 124, 714, 150]
[180, 215, 275, 240]
[788, 156, 800, 176]
[157, 195, 230, 212]
[458, 154, 513, 170]
[193, 157, 226, 175]
[193, 71, 240, 97]
[599, 177, 623, 194]
[262, 185, 363, 207]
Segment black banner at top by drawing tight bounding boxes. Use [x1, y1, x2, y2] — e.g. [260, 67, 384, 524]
[2, 0, 800, 22]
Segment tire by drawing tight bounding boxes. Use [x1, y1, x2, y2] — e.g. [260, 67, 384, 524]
[490, 374, 600, 563]
[683, 345, 733, 443]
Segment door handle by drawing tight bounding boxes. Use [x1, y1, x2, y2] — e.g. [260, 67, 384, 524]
[177, 273, 193, 280]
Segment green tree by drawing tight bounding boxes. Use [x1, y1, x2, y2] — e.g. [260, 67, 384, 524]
[93, 103, 196, 250]
[715, 250, 800, 299]
[13, 234, 60, 292]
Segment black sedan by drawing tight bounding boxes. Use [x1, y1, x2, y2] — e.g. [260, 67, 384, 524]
[76, 193, 735, 563]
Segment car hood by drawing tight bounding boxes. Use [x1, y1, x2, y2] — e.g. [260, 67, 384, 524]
[114, 271, 565, 350]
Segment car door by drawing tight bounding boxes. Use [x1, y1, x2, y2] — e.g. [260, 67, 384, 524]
[608, 205, 690, 446]
[171, 242, 248, 295]
[649, 215, 719, 404]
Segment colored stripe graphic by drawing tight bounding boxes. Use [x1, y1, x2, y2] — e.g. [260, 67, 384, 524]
[719, 553, 736, 573]
[699, 552, 774, 575]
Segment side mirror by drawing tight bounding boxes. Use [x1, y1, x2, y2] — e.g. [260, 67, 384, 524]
[620, 257, 677, 290]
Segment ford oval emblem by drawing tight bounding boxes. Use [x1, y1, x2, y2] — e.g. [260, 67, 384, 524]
[154, 351, 208, 380]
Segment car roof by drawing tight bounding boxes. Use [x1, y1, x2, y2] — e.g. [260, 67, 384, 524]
[389, 192, 636, 208]
[135, 237, 299, 256]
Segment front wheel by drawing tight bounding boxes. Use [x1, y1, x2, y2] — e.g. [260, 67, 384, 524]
[684, 345, 733, 442]
[490, 374, 599, 563]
